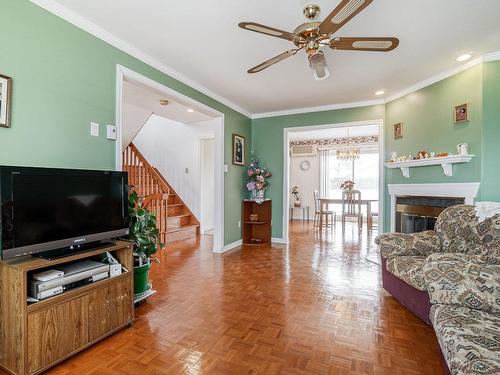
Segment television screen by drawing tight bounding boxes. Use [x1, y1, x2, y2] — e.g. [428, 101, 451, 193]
[0, 166, 129, 259]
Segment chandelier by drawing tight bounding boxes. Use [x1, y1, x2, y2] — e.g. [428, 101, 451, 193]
[336, 130, 360, 161]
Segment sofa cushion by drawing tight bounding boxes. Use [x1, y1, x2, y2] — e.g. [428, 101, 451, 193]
[436, 205, 500, 258]
[430, 304, 500, 375]
[386, 256, 427, 291]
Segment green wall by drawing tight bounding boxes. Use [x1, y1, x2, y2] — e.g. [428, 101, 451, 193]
[252, 63, 498, 238]
[251, 105, 385, 238]
[384, 65, 484, 230]
[481, 61, 500, 201]
[0, 0, 250, 246]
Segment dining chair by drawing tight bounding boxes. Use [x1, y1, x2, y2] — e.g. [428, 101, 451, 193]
[313, 190, 335, 228]
[342, 190, 363, 231]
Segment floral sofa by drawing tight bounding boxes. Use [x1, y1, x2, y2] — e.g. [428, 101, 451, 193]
[424, 254, 500, 375]
[375, 205, 500, 324]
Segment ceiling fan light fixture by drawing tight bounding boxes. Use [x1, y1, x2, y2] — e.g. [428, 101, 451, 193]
[309, 50, 330, 80]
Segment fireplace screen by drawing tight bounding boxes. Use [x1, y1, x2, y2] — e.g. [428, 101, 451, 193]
[395, 196, 464, 233]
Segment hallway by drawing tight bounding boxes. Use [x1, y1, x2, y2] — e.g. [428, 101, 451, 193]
[42, 222, 442, 375]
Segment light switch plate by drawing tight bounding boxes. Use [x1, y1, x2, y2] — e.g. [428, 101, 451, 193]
[90, 122, 99, 137]
[224, 164, 228, 173]
[106, 125, 117, 140]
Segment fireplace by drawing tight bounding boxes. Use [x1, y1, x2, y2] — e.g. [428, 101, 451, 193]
[387, 183, 480, 233]
[395, 196, 464, 233]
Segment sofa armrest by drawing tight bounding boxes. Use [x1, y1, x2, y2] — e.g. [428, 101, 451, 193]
[424, 257, 500, 314]
[375, 230, 440, 259]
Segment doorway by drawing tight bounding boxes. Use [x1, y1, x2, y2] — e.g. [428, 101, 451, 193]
[283, 120, 385, 242]
[115, 65, 225, 252]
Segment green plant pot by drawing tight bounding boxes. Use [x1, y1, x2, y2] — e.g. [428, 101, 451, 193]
[134, 261, 151, 295]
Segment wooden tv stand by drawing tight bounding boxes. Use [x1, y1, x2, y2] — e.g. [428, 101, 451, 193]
[0, 241, 134, 375]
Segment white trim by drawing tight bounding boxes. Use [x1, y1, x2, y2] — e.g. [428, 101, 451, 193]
[283, 119, 385, 242]
[271, 237, 289, 244]
[252, 99, 384, 120]
[29, 1, 500, 120]
[115, 65, 226, 253]
[219, 239, 242, 253]
[387, 182, 480, 232]
[30, 0, 252, 118]
[198, 135, 216, 234]
[252, 51, 500, 119]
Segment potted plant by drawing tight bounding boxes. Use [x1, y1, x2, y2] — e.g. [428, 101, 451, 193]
[246, 155, 272, 201]
[128, 190, 164, 295]
[291, 186, 301, 207]
[340, 180, 355, 192]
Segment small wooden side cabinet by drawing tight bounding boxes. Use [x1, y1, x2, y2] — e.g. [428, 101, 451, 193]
[242, 199, 272, 246]
[0, 241, 134, 375]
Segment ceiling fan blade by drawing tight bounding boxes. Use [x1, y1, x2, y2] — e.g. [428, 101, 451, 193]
[247, 49, 299, 74]
[330, 37, 399, 51]
[239, 22, 298, 42]
[318, 0, 373, 36]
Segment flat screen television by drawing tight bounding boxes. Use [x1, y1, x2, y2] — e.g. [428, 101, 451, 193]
[0, 166, 129, 260]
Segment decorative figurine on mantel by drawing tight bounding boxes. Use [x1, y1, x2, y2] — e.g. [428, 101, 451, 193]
[246, 153, 272, 202]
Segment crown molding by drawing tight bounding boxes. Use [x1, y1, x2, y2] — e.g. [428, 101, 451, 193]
[30, 0, 253, 119]
[26, 0, 500, 121]
[251, 99, 385, 120]
[252, 51, 500, 119]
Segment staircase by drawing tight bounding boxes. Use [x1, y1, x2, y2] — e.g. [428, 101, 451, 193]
[122, 143, 200, 244]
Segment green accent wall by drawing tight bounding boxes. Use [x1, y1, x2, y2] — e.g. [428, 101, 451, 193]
[384, 65, 484, 230]
[0, 0, 250, 246]
[481, 61, 500, 201]
[251, 105, 385, 238]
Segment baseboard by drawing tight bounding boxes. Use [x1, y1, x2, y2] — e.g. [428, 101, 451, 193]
[217, 239, 242, 253]
[271, 237, 289, 244]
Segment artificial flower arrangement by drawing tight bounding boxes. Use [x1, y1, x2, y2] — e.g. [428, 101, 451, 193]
[340, 180, 355, 191]
[246, 155, 272, 199]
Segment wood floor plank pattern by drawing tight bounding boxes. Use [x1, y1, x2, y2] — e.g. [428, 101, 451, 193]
[8, 222, 443, 374]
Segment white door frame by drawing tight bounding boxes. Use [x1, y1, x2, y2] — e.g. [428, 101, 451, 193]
[115, 65, 225, 253]
[198, 135, 216, 234]
[282, 119, 385, 242]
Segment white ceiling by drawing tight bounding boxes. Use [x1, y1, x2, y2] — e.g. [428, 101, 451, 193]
[289, 124, 378, 140]
[123, 79, 214, 124]
[41, 0, 500, 116]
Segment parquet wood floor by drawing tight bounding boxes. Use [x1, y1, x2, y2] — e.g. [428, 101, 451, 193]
[11, 221, 443, 374]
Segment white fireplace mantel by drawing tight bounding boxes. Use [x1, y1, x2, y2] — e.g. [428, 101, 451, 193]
[388, 182, 480, 231]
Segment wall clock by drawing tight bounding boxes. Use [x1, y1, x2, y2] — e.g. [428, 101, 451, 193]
[300, 160, 310, 171]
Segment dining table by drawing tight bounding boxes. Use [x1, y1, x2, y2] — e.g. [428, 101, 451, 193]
[319, 198, 378, 230]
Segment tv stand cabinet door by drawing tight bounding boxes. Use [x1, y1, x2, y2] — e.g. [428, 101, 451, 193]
[88, 275, 133, 342]
[27, 296, 89, 374]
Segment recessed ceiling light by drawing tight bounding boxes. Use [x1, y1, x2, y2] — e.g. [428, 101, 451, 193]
[456, 53, 472, 62]
[375, 90, 385, 96]
[186, 108, 194, 113]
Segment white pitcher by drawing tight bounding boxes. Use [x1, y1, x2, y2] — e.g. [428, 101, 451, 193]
[457, 143, 469, 155]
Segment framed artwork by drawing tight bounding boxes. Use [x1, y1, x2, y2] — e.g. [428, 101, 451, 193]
[0, 74, 12, 128]
[232, 134, 245, 166]
[454, 103, 469, 124]
[393, 122, 403, 139]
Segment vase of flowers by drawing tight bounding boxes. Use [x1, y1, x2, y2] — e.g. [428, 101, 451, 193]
[291, 186, 301, 207]
[246, 155, 271, 201]
[340, 180, 355, 192]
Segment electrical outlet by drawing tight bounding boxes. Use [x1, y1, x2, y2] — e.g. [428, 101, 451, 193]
[238, 220, 241, 228]
[185, 168, 189, 174]
[90, 122, 99, 137]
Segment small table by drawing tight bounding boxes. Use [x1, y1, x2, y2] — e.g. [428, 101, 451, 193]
[289, 206, 310, 221]
[319, 198, 378, 229]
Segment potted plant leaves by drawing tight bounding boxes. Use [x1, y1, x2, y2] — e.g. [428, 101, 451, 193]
[128, 191, 164, 295]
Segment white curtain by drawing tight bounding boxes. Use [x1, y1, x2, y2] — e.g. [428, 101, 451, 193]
[319, 149, 330, 198]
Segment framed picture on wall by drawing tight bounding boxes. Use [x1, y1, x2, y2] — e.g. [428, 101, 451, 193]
[0, 74, 12, 128]
[454, 103, 469, 124]
[393, 122, 403, 139]
[232, 134, 245, 166]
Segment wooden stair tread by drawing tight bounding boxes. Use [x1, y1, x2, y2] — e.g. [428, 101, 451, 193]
[166, 224, 199, 234]
[168, 213, 191, 219]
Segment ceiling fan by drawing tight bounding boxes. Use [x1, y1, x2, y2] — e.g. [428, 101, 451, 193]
[238, 0, 399, 80]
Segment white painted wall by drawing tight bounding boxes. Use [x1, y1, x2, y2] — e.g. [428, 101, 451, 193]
[133, 115, 216, 223]
[122, 102, 152, 150]
[200, 138, 215, 233]
[289, 154, 319, 220]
